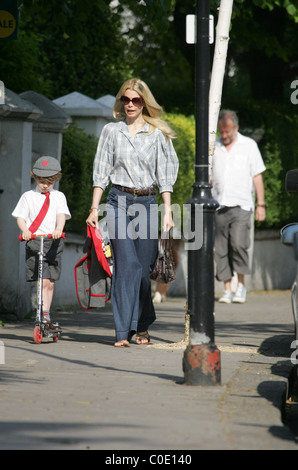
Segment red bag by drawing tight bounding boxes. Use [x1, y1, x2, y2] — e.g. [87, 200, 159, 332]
[75, 225, 112, 309]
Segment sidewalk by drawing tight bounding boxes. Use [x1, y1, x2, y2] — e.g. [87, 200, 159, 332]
[0, 290, 297, 450]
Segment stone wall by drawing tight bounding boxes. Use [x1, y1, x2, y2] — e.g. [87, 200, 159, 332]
[51, 229, 297, 311]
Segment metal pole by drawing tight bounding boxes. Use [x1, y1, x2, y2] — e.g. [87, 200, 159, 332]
[183, 0, 221, 386]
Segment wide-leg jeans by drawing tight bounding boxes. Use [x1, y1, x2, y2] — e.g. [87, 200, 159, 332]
[106, 186, 158, 342]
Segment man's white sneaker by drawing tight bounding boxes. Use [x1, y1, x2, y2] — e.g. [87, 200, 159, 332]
[233, 284, 247, 303]
[152, 292, 166, 304]
[219, 290, 233, 304]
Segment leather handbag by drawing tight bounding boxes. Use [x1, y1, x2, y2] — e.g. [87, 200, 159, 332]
[150, 237, 176, 284]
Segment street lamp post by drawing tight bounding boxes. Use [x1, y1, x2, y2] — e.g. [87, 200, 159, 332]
[183, 0, 221, 386]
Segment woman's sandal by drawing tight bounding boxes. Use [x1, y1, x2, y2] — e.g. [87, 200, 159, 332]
[136, 331, 150, 345]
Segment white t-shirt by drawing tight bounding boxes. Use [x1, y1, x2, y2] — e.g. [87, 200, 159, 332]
[211, 132, 266, 211]
[12, 187, 71, 235]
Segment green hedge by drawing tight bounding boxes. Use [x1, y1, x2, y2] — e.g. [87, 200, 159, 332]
[163, 113, 195, 209]
[59, 124, 98, 234]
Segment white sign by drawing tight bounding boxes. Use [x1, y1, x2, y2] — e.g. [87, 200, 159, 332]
[186, 14, 214, 44]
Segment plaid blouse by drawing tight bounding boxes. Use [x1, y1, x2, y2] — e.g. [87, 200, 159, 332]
[93, 121, 179, 193]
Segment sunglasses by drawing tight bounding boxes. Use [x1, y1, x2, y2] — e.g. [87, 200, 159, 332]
[120, 95, 143, 107]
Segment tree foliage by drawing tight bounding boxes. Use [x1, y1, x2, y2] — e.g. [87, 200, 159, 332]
[59, 124, 98, 234]
[1, 0, 132, 99]
[1, 0, 298, 228]
[226, 0, 298, 102]
[1, 0, 297, 107]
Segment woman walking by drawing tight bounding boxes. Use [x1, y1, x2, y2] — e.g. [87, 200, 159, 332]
[86, 78, 179, 347]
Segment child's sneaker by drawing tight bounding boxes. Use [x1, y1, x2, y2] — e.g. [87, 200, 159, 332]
[42, 317, 61, 331]
[233, 284, 247, 303]
[219, 290, 233, 304]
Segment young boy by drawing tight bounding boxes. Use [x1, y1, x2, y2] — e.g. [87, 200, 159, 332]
[12, 156, 71, 328]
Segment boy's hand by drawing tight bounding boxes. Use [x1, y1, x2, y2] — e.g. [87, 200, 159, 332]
[52, 228, 63, 239]
[22, 230, 32, 241]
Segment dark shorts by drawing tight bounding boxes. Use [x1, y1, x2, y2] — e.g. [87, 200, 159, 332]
[25, 238, 64, 282]
[214, 206, 252, 281]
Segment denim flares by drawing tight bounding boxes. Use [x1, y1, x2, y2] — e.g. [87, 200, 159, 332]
[106, 186, 158, 342]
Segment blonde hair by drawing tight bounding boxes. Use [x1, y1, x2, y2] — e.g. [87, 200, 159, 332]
[113, 78, 176, 140]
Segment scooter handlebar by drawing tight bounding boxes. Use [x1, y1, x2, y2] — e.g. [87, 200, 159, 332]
[19, 233, 66, 242]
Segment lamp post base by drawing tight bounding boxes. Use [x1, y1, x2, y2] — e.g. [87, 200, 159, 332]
[183, 343, 221, 386]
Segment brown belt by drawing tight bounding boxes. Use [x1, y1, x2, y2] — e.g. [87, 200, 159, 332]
[113, 185, 157, 196]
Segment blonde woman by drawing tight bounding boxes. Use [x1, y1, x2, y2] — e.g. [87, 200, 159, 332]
[86, 78, 179, 347]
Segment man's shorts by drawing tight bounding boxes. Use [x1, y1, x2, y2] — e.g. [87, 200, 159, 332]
[25, 238, 64, 282]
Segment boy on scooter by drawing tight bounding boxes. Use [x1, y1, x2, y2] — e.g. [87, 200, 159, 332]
[12, 156, 71, 330]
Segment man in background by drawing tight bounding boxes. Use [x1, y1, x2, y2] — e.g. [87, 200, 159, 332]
[211, 110, 266, 304]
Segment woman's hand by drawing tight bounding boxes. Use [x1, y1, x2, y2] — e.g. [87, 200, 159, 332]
[86, 208, 98, 227]
[161, 191, 174, 232]
[86, 187, 103, 227]
[162, 211, 174, 233]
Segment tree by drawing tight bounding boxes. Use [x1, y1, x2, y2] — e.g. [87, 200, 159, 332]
[1, 0, 298, 107]
[226, 0, 298, 102]
[209, 0, 234, 158]
[113, 0, 195, 114]
[0, 0, 132, 98]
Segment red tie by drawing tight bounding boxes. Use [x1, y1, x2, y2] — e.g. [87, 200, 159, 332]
[29, 192, 50, 234]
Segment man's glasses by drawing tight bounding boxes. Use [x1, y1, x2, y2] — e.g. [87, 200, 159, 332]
[120, 96, 143, 107]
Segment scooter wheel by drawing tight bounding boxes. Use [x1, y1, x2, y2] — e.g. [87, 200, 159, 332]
[53, 335, 59, 343]
[33, 326, 43, 344]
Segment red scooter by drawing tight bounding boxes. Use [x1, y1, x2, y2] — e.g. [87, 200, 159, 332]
[19, 233, 65, 344]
